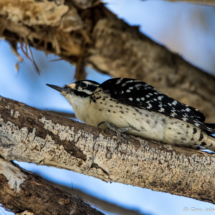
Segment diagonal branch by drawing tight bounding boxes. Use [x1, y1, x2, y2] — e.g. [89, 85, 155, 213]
[1, 95, 215, 205]
[0, 0, 215, 123]
[0, 158, 103, 215]
[47, 180, 147, 215]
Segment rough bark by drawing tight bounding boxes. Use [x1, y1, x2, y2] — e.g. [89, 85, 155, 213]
[1, 96, 215, 205]
[0, 158, 103, 215]
[0, 0, 215, 123]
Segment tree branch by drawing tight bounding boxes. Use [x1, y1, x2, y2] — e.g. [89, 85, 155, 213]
[1, 95, 215, 205]
[0, 0, 215, 122]
[47, 180, 147, 215]
[0, 158, 103, 215]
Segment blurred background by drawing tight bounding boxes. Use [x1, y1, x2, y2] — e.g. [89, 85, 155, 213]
[1, 0, 215, 214]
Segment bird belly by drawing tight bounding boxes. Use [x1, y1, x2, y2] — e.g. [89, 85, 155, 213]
[84, 98, 215, 150]
[85, 102, 129, 128]
[86, 100, 166, 142]
[125, 109, 166, 142]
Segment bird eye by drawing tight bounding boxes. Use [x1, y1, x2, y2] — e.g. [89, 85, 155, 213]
[80, 82, 87, 89]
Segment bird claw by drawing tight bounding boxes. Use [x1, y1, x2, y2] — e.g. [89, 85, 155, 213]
[97, 121, 133, 148]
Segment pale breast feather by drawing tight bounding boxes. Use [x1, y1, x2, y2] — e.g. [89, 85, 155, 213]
[100, 78, 215, 134]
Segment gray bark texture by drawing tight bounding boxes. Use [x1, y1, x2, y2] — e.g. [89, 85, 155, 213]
[1, 95, 215, 205]
[0, 157, 103, 215]
[0, 0, 215, 123]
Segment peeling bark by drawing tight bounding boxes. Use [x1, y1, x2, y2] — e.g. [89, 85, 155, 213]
[0, 0, 215, 123]
[0, 158, 103, 215]
[1, 96, 215, 205]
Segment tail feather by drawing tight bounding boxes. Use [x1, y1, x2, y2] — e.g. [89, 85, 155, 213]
[203, 123, 215, 137]
[205, 123, 215, 129]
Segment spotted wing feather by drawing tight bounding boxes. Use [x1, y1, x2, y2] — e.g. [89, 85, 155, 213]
[100, 78, 215, 134]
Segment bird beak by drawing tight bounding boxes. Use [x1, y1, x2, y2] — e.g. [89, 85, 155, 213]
[46, 84, 69, 93]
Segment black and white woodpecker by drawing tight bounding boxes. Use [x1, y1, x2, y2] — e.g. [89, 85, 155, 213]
[47, 78, 215, 151]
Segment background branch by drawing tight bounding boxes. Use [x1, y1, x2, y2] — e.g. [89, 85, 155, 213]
[47, 180, 148, 215]
[0, 0, 215, 123]
[1, 95, 215, 205]
[0, 158, 103, 215]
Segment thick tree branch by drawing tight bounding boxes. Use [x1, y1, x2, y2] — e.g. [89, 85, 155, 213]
[0, 0, 215, 123]
[0, 158, 103, 215]
[48, 180, 146, 215]
[1, 96, 215, 205]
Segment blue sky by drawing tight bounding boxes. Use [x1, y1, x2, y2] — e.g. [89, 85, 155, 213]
[0, 1, 215, 215]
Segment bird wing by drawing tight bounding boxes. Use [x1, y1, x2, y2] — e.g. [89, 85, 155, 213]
[100, 78, 214, 134]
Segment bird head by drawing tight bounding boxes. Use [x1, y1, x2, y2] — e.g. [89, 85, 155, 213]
[46, 80, 99, 97]
[46, 80, 100, 114]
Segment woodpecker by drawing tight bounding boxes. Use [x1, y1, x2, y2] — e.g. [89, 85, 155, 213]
[47, 78, 215, 151]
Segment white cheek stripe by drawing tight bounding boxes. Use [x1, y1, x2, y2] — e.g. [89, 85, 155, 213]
[83, 81, 99, 87]
[82, 89, 94, 95]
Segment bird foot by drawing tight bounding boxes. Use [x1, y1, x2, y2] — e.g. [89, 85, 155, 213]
[97, 121, 133, 148]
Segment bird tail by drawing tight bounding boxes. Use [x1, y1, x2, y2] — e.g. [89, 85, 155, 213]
[204, 123, 215, 137]
[205, 123, 215, 130]
[194, 123, 215, 152]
